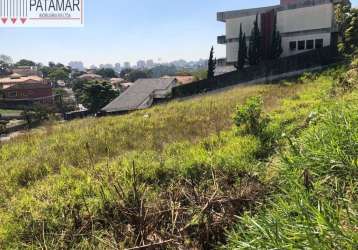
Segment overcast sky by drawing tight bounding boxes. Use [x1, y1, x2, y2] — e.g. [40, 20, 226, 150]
[0, 0, 357, 67]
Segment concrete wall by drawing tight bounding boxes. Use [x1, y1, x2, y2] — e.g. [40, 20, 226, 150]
[226, 15, 258, 39]
[277, 3, 333, 33]
[226, 15, 257, 63]
[224, 3, 334, 63]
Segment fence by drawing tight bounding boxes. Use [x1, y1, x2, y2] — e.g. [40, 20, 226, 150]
[172, 46, 338, 97]
[64, 110, 90, 120]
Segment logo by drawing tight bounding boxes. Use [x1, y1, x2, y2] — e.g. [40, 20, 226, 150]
[0, 0, 84, 27]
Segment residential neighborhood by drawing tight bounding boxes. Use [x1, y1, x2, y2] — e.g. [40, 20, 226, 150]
[0, 0, 357, 249]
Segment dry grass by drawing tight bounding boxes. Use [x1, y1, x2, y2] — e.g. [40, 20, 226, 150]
[0, 75, 334, 249]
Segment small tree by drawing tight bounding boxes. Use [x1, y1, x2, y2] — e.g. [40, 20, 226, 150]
[21, 105, 52, 128]
[207, 46, 216, 80]
[95, 68, 117, 78]
[235, 24, 247, 71]
[248, 14, 262, 66]
[234, 96, 268, 136]
[48, 68, 69, 83]
[15, 59, 36, 67]
[79, 81, 119, 113]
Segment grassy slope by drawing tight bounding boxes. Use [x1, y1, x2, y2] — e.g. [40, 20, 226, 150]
[224, 68, 358, 248]
[0, 109, 22, 116]
[0, 67, 356, 249]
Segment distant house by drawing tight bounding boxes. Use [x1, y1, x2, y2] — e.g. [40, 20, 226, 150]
[101, 77, 177, 114]
[77, 73, 103, 81]
[12, 66, 41, 77]
[119, 82, 134, 90]
[174, 76, 195, 85]
[57, 80, 66, 87]
[161, 75, 195, 85]
[109, 77, 134, 92]
[110, 77, 125, 89]
[0, 75, 53, 104]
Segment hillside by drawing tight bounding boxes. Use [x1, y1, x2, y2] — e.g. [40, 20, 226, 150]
[0, 63, 357, 249]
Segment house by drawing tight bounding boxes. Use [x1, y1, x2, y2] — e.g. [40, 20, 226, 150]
[119, 82, 134, 90]
[12, 66, 41, 77]
[110, 78, 125, 89]
[77, 73, 103, 81]
[217, 0, 350, 65]
[0, 75, 53, 103]
[161, 75, 195, 85]
[101, 77, 177, 114]
[174, 76, 195, 85]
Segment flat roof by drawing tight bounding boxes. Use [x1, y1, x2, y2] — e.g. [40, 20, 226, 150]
[217, 0, 335, 22]
[217, 5, 280, 22]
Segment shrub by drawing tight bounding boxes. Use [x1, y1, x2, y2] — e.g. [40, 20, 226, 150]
[298, 72, 318, 84]
[21, 104, 53, 126]
[225, 102, 358, 249]
[332, 57, 358, 95]
[0, 120, 8, 135]
[234, 96, 268, 136]
[234, 96, 279, 158]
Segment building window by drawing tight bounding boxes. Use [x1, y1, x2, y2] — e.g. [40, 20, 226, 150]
[7, 91, 17, 98]
[306, 40, 314, 50]
[315, 39, 323, 49]
[298, 40, 305, 50]
[289, 41, 297, 51]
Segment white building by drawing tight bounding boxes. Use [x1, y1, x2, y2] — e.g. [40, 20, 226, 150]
[217, 0, 350, 65]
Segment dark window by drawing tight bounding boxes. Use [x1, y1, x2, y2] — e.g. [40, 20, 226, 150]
[298, 40, 305, 50]
[289, 41, 297, 50]
[8, 91, 17, 98]
[306, 40, 314, 49]
[315, 39, 323, 49]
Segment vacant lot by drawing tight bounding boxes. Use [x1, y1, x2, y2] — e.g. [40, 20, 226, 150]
[0, 66, 356, 249]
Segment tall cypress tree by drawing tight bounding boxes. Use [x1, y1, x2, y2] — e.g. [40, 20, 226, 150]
[207, 46, 216, 80]
[269, 13, 283, 60]
[242, 33, 248, 66]
[248, 14, 262, 66]
[235, 24, 247, 71]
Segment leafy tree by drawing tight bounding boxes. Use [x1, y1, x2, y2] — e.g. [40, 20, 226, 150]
[48, 62, 56, 68]
[340, 8, 358, 54]
[192, 69, 207, 81]
[268, 15, 283, 60]
[48, 68, 69, 82]
[127, 70, 150, 82]
[40, 66, 51, 78]
[149, 65, 177, 78]
[95, 68, 117, 78]
[335, 3, 351, 46]
[248, 14, 262, 66]
[207, 46, 216, 80]
[15, 59, 36, 67]
[21, 105, 52, 127]
[120, 68, 133, 79]
[55, 63, 65, 68]
[0, 61, 11, 76]
[77, 81, 119, 113]
[235, 24, 247, 71]
[0, 55, 13, 64]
